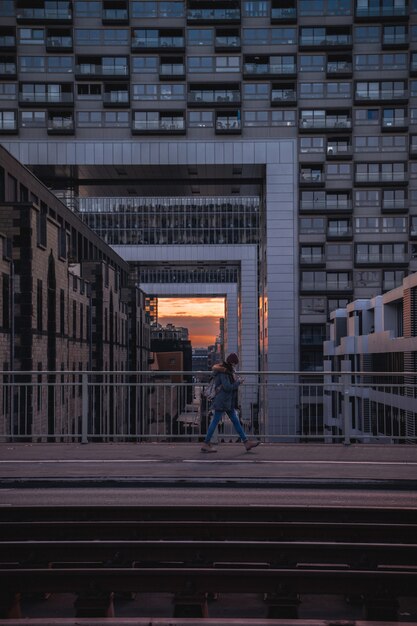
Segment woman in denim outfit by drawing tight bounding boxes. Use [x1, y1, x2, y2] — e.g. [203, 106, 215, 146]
[201, 353, 260, 453]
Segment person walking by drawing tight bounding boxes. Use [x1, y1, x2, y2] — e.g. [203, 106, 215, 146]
[201, 352, 260, 453]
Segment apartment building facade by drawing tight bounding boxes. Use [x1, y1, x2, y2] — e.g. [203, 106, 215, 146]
[1, 0, 417, 434]
[324, 271, 417, 441]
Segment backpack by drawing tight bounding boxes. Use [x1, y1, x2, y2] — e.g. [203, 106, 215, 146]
[203, 377, 220, 401]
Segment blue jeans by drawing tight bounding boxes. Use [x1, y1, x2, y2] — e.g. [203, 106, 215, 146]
[204, 409, 247, 444]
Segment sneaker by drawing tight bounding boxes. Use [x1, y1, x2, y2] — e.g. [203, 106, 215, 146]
[201, 442, 217, 453]
[244, 439, 260, 451]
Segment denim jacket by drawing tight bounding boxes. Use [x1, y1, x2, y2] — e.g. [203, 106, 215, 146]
[210, 366, 241, 412]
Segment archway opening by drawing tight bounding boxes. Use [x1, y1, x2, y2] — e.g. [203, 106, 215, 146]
[157, 297, 225, 349]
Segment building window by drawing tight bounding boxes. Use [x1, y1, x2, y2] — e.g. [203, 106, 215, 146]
[37, 204, 47, 247]
[20, 56, 46, 73]
[0, 110, 16, 131]
[20, 110, 46, 128]
[188, 110, 213, 127]
[72, 300, 76, 338]
[243, 83, 269, 100]
[187, 28, 212, 46]
[37, 279, 43, 332]
[74, 1, 101, 17]
[355, 25, 380, 42]
[0, 83, 16, 101]
[243, 110, 269, 126]
[77, 111, 102, 127]
[2, 274, 9, 330]
[18, 28, 44, 45]
[354, 108, 379, 125]
[242, 1, 269, 17]
[355, 270, 381, 288]
[60, 289, 65, 336]
[300, 297, 326, 315]
[271, 109, 296, 126]
[77, 83, 101, 99]
[132, 56, 158, 73]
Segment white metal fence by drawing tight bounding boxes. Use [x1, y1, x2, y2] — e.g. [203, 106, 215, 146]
[0, 371, 416, 443]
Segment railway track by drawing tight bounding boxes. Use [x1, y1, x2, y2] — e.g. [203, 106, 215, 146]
[0, 505, 416, 621]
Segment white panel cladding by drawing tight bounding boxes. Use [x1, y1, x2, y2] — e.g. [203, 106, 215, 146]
[2, 138, 298, 436]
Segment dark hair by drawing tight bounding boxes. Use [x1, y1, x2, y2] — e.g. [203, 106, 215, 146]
[226, 352, 239, 365]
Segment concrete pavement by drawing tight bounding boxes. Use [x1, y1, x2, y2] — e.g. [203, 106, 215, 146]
[0, 442, 417, 490]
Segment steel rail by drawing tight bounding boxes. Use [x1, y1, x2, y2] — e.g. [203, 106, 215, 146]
[2, 520, 417, 543]
[1, 505, 417, 523]
[1, 539, 417, 569]
[1, 567, 417, 596]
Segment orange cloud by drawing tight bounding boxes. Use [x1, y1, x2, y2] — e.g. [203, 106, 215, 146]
[158, 297, 225, 318]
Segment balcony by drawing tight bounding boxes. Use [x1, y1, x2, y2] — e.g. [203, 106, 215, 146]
[0, 115, 17, 134]
[215, 114, 241, 134]
[19, 90, 74, 106]
[47, 116, 74, 134]
[299, 171, 324, 186]
[75, 63, 129, 80]
[327, 226, 353, 239]
[355, 172, 408, 186]
[0, 34, 16, 52]
[355, 5, 408, 21]
[381, 199, 408, 212]
[132, 34, 185, 52]
[243, 60, 296, 78]
[187, 6, 241, 24]
[300, 199, 352, 213]
[16, 5, 72, 23]
[188, 88, 240, 106]
[0, 61, 16, 79]
[215, 31, 240, 51]
[300, 281, 353, 293]
[159, 62, 185, 80]
[102, 5, 128, 23]
[102, 89, 130, 107]
[354, 89, 408, 105]
[355, 253, 408, 266]
[300, 253, 326, 266]
[382, 117, 408, 132]
[326, 61, 352, 77]
[299, 34, 352, 50]
[45, 35, 73, 51]
[271, 88, 296, 106]
[132, 117, 186, 135]
[326, 143, 353, 159]
[299, 118, 352, 132]
[271, 6, 296, 23]
[382, 33, 409, 48]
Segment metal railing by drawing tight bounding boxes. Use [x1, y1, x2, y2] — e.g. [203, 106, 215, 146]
[0, 371, 416, 444]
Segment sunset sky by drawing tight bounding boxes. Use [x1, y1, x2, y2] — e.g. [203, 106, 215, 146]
[158, 297, 225, 347]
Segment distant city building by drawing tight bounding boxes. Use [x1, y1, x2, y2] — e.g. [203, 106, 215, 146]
[324, 273, 417, 442]
[192, 347, 208, 373]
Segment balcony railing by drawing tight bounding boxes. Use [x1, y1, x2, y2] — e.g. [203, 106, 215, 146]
[159, 64, 185, 78]
[102, 92, 129, 105]
[187, 8, 241, 22]
[16, 7, 72, 20]
[132, 36, 185, 49]
[244, 62, 296, 76]
[326, 61, 352, 75]
[300, 200, 352, 211]
[300, 35, 352, 47]
[271, 89, 297, 104]
[300, 119, 352, 130]
[355, 6, 408, 18]
[132, 119, 185, 132]
[47, 118, 74, 133]
[102, 8, 128, 21]
[188, 90, 240, 104]
[0, 35, 16, 48]
[215, 35, 240, 49]
[355, 172, 407, 184]
[76, 64, 129, 77]
[19, 92, 74, 104]
[355, 253, 408, 264]
[271, 7, 297, 21]
[46, 36, 73, 49]
[2, 370, 414, 443]
[355, 90, 408, 102]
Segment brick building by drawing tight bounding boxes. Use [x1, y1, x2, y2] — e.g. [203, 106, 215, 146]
[0, 144, 150, 440]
